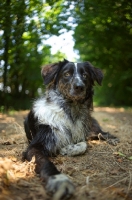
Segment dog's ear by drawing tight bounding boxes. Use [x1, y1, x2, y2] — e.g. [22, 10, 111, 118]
[41, 59, 69, 85]
[86, 62, 103, 85]
[41, 63, 60, 85]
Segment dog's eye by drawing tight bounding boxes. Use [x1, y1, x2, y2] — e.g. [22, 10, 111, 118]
[65, 72, 71, 77]
[83, 73, 87, 78]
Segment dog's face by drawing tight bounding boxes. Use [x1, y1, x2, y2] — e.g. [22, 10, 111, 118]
[57, 62, 94, 101]
[41, 59, 103, 101]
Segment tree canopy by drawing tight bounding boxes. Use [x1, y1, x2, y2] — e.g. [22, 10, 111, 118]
[73, 0, 132, 106]
[0, 0, 132, 109]
[0, 0, 68, 109]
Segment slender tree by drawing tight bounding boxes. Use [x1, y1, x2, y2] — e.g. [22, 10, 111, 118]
[2, 0, 11, 92]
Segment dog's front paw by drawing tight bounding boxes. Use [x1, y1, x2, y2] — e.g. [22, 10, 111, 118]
[98, 132, 120, 146]
[107, 138, 120, 146]
[46, 174, 75, 200]
[60, 142, 87, 156]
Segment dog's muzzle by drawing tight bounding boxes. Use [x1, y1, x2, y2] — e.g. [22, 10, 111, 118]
[70, 80, 86, 100]
[73, 82, 85, 93]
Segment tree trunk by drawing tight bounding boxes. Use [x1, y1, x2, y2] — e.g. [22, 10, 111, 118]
[3, 0, 11, 93]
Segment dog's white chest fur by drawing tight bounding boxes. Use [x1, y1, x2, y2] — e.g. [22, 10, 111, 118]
[33, 95, 88, 150]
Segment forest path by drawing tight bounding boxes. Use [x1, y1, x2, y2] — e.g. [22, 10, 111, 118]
[0, 108, 132, 200]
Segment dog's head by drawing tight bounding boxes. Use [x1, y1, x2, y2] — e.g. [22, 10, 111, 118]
[41, 59, 103, 101]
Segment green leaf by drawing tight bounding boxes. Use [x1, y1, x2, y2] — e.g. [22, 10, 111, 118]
[117, 152, 126, 157]
[128, 156, 132, 160]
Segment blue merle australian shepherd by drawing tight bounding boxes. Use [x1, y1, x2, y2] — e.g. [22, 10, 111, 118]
[23, 59, 119, 199]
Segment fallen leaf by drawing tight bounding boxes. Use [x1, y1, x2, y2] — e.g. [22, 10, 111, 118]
[110, 169, 119, 175]
[117, 152, 126, 157]
[2, 141, 12, 145]
[117, 158, 123, 163]
[8, 156, 17, 162]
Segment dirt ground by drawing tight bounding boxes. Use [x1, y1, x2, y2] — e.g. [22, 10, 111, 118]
[0, 107, 132, 200]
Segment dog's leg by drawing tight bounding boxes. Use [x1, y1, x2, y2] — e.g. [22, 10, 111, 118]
[24, 111, 37, 143]
[22, 147, 75, 199]
[23, 116, 75, 200]
[89, 117, 119, 145]
[60, 142, 87, 156]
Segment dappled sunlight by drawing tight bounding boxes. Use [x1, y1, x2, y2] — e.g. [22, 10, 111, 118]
[0, 114, 15, 124]
[0, 0, 132, 199]
[0, 157, 47, 200]
[0, 157, 35, 181]
[94, 107, 125, 113]
[0, 109, 132, 200]
[106, 124, 117, 129]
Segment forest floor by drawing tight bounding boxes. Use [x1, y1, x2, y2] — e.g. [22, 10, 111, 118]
[0, 107, 132, 200]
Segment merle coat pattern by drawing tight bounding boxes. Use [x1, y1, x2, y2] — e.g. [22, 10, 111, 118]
[23, 59, 119, 199]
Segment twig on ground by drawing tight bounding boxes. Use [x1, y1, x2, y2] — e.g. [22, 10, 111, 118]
[125, 171, 132, 198]
[104, 176, 128, 190]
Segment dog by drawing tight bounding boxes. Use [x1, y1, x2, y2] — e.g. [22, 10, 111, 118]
[23, 59, 119, 199]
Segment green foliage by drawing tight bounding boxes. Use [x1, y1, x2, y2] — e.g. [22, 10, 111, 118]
[74, 0, 132, 106]
[0, 0, 68, 109]
[0, 0, 132, 109]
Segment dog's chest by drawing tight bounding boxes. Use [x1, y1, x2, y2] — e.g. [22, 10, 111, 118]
[33, 98, 89, 147]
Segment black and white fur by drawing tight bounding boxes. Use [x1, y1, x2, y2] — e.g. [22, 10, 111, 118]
[23, 59, 119, 199]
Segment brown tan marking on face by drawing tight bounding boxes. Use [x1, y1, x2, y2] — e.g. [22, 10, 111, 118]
[58, 79, 86, 101]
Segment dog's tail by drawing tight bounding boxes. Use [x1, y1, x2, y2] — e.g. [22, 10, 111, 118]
[22, 147, 74, 199]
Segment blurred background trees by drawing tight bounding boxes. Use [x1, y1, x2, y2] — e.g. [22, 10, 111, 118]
[0, 0, 132, 110]
[74, 0, 132, 106]
[0, 0, 68, 109]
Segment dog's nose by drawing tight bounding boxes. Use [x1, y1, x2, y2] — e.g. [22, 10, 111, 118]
[74, 83, 85, 92]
